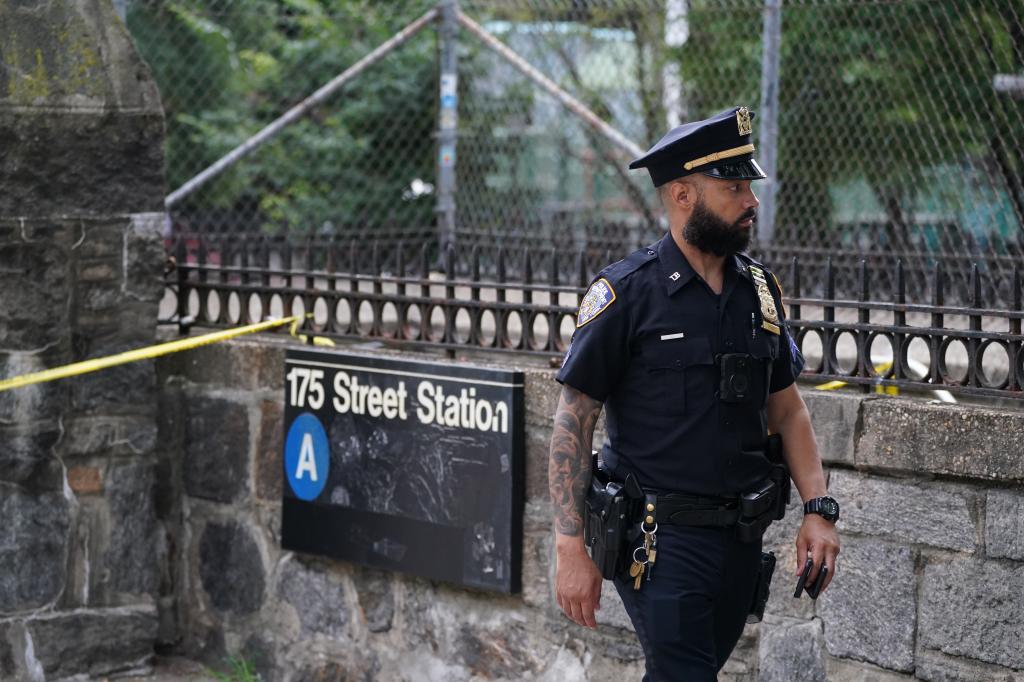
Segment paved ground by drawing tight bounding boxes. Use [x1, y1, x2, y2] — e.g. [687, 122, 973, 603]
[114, 657, 218, 682]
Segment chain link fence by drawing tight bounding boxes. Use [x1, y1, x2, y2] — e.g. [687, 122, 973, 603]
[127, 0, 1024, 304]
[127, 0, 439, 243]
[762, 0, 1024, 306]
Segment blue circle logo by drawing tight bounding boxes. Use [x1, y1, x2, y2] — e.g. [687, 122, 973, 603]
[284, 413, 329, 501]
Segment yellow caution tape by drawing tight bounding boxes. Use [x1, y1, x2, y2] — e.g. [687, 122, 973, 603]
[0, 315, 333, 393]
[814, 360, 898, 395]
[289, 317, 337, 348]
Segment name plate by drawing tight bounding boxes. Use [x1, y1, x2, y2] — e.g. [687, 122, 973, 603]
[281, 349, 524, 593]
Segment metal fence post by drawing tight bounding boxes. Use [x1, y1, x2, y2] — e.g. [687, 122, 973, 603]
[662, 0, 689, 129]
[757, 0, 782, 245]
[436, 0, 459, 264]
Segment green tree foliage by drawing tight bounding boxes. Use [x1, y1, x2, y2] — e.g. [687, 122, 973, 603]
[127, 0, 442, 234]
[676, 0, 1024, 246]
[127, 0, 1022, 248]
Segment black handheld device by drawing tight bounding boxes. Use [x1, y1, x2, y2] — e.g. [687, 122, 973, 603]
[793, 558, 814, 598]
[806, 565, 829, 599]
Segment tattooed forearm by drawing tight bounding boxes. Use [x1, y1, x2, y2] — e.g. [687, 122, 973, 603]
[548, 385, 603, 537]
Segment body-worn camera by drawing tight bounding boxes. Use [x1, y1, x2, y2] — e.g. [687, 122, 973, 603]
[719, 353, 752, 402]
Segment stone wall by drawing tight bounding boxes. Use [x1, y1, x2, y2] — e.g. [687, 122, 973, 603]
[155, 338, 1024, 682]
[0, 1, 167, 679]
[764, 393, 1024, 682]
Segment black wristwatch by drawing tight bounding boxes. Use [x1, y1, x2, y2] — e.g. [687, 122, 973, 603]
[804, 496, 840, 523]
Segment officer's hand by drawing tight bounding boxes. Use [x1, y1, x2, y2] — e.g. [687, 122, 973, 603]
[554, 534, 603, 628]
[796, 514, 840, 593]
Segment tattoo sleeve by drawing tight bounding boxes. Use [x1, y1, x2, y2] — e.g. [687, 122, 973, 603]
[548, 384, 603, 537]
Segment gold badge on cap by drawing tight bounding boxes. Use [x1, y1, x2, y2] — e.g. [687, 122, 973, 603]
[748, 265, 780, 334]
[736, 107, 752, 136]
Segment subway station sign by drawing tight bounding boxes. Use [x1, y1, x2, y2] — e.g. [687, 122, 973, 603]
[281, 349, 524, 594]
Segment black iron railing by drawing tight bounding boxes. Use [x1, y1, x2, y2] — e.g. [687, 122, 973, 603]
[166, 235, 586, 356]
[166, 225, 1024, 306]
[164, 233, 1024, 400]
[784, 259, 1023, 400]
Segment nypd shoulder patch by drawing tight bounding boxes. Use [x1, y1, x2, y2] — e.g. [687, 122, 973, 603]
[577, 278, 616, 328]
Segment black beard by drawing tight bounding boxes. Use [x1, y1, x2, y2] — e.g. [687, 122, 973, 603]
[683, 199, 755, 257]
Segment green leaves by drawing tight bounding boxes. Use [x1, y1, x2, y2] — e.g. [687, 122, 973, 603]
[129, 0, 439, 234]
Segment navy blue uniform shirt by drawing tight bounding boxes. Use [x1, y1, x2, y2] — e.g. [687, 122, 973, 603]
[557, 233, 805, 496]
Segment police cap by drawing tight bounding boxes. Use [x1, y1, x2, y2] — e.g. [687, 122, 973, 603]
[629, 106, 767, 187]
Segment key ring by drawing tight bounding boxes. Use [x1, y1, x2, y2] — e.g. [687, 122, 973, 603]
[633, 546, 650, 565]
[641, 520, 658, 535]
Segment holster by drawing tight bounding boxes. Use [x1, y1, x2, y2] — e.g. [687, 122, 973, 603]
[735, 434, 792, 542]
[766, 433, 792, 521]
[746, 551, 777, 623]
[583, 454, 641, 579]
[736, 479, 778, 543]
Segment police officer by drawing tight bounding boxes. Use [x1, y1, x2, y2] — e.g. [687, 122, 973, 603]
[547, 107, 840, 680]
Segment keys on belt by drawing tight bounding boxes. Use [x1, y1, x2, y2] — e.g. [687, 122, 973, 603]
[629, 500, 659, 591]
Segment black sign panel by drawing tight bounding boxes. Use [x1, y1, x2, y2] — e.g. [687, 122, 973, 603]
[281, 349, 524, 593]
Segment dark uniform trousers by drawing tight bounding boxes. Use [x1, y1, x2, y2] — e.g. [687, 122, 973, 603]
[614, 525, 762, 681]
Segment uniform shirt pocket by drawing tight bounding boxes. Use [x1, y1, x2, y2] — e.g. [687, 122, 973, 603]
[641, 336, 714, 415]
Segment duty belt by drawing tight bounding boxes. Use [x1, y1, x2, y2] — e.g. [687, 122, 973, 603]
[648, 493, 740, 527]
[641, 478, 783, 543]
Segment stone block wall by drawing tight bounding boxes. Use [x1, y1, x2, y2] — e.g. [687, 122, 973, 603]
[154, 339, 646, 681]
[0, 221, 167, 681]
[155, 339, 1024, 681]
[0, 1, 167, 679]
[761, 392, 1024, 682]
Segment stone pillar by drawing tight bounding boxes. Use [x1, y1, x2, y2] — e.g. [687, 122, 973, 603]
[0, 1, 167, 679]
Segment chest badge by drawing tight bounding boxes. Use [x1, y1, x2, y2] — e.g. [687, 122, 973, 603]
[748, 265, 781, 335]
[577, 277, 617, 328]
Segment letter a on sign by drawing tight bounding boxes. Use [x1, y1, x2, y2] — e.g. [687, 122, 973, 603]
[296, 433, 319, 482]
[284, 412, 329, 501]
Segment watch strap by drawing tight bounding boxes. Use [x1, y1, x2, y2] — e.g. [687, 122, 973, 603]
[803, 496, 839, 522]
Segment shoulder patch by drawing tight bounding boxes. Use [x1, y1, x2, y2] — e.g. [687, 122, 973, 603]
[576, 278, 617, 328]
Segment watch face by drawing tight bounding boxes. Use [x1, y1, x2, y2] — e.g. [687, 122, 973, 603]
[807, 497, 839, 520]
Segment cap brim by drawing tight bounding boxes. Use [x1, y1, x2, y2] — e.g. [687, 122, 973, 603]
[700, 159, 767, 180]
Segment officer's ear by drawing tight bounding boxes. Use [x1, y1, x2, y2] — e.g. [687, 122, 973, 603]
[663, 179, 700, 210]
